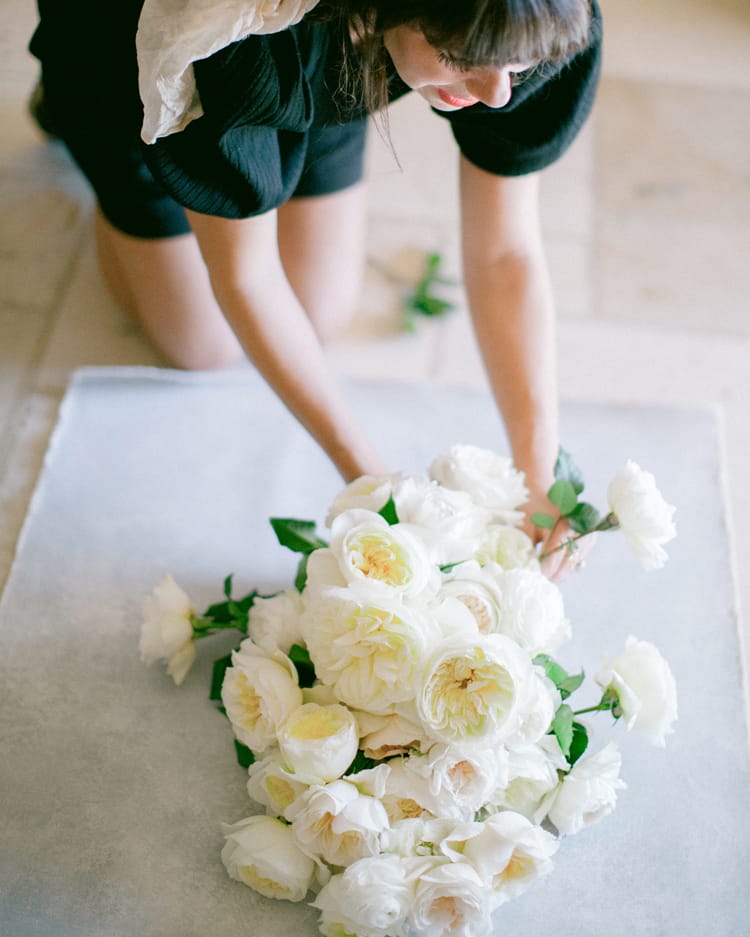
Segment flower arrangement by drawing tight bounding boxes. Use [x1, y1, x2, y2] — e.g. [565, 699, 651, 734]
[139, 445, 677, 937]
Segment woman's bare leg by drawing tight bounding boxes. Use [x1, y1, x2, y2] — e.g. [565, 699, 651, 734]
[276, 182, 367, 343]
[94, 207, 244, 370]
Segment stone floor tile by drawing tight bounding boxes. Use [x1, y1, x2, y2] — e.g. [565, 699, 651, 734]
[0, 304, 48, 436]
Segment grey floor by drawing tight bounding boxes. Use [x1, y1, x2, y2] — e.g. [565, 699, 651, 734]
[1, 0, 749, 727]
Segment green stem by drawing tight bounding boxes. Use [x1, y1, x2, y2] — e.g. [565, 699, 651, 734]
[190, 616, 246, 639]
[538, 513, 619, 561]
[572, 704, 609, 717]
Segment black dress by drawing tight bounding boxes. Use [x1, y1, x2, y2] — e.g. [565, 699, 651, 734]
[29, 0, 602, 238]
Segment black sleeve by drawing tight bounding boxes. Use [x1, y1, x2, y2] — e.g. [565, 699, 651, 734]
[441, 0, 602, 176]
[142, 30, 313, 218]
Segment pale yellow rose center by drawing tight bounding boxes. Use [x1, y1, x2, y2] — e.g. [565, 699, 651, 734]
[236, 674, 262, 728]
[239, 864, 293, 899]
[495, 852, 535, 886]
[289, 708, 345, 740]
[351, 535, 409, 586]
[457, 593, 492, 632]
[433, 896, 462, 926]
[265, 775, 298, 810]
[448, 760, 476, 789]
[426, 653, 515, 735]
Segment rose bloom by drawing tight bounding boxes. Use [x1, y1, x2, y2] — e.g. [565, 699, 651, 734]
[404, 743, 507, 820]
[546, 743, 627, 836]
[312, 855, 414, 937]
[246, 750, 309, 816]
[277, 702, 359, 783]
[329, 509, 437, 598]
[439, 562, 505, 635]
[417, 633, 532, 747]
[475, 524, 540, 571]
[302, 586, 431, 712]
[325, 473, 398, 527]
[287, 779, 390, 867]
[248, 588, 304, 656]
[506, 668, 560, 747]
[607, 460, 676, 570]
[221, 815, 316, 902]
[409, 857, 493, 937]
[221, 640, 303, 752]
[494, 568, 571, 657]
[429, 444, 528, 526]
[596, 636, 678, 746]
[492, 738, 568, 820]
[356, 710, 428, 760]
[139, 573, 196, 686]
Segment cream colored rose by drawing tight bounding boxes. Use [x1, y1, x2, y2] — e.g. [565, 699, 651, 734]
[312, 855, 414, 937]
[417, 633, 532, 746]
[404, 743, 506, 820]
[409, 857, 492, 937]
[248, 588, 304, 655]
[246, 750, 309, 817]
[287, 779, 390, 867]
[546, 743, 627, 836]
[429, 444, 528, 525]
[495, 568, 571, 656]
[439, 562, 504, 635]
[492, 738, 568, 820]
[302, 586, 431, 713]
[506, 668, 560, 747]
[221, 814, 316, 902]
[475, 524, 540, 571]
[329, 509, 437, 598]
[221, 640, 303, 752]
[356, 710, 428, 760]
[325, 473, 398, 527]
[607, 460, 676, 570]
[277, 702, 358, 783]
[596, 636, 678, 746]
[139, 573, 196, 686]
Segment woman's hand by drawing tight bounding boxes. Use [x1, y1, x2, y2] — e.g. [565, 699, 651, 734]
[523, 486, 596, 584]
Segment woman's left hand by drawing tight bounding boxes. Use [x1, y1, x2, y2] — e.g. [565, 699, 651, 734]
[522, 488, 597, 584]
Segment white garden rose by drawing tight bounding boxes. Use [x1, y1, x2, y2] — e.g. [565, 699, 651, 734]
[439, 562, 505, 635]
[596, 636, 678, 746]
[409, 858, 493, 937]
[462, 811, 558, 907]
[325, 473, 398, 527]
[492, 738, 567, 820]
[287, 779, 390, 867]
[277, 702, 359, 783]
[356, 710, 429, 760]
[475, 524, 540, 571]
[139, 573, 196, 686]
[405, 743, 506, 820]
[381, 758, 439, 823]
[302, 586, 431, 712]
[246, 750, 309, 816]
[495, 568, 571, 656]
[221, 640, 303, 752]
[546, 743, 627, 836]
[607, 460, 676, 570]
[221, 815, 316, 902]
[417, 633, 532, 747]
[429, 444, 528, 525]
[329, 509, 437, 598]
[248, 588, 304, 655]
[506, 668, 560, 747]
[312, 855, 414, 937]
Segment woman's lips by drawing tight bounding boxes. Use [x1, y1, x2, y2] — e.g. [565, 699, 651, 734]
[436, 87, 479, 108]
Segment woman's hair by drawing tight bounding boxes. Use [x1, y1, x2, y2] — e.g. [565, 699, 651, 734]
[311, 0, 592, 113]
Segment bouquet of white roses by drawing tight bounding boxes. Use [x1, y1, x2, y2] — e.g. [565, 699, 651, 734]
[139, 445, 677, 937]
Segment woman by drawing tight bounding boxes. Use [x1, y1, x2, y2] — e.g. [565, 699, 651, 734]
[28, 0, 602, 577]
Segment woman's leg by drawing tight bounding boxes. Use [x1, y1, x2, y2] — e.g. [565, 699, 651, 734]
[94, 208, 244, 370]
[276, 181, 368, 343]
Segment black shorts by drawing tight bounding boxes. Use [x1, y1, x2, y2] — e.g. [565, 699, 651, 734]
[40, 67, 368, 240]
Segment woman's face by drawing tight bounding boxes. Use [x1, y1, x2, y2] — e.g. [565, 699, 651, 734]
[383, 24, 530, 111]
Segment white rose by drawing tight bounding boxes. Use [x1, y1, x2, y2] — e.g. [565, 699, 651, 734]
[221, 640, 303, 753]
[302, 586, 431, 713]
[417, 633, 532, 747]
[329, 509, 437, 598]
[325, 473, 398, 527]
[221, 815, 315, 902]
[546, 743, 627, 836]
[596, 636, 678, 746]
[246, 750, 309, 816]
[312, 855, 414, 937]
[381, 817, 429, 857]
[475, 525, 540, 571]
[356, 710, 429, 760]
[495, 568, 571, 656]
[439, 562, 504, 635]
[287, 779, 390, 867]
[607, 460, 676, 570]
[277, 702, 358, 783]
[492, 738, 567, 819]
[139, 573, 196, 686]
[462, 811, 558, 906]
[429, 444, 528, 525]
[392, 474, 489, 565]
[506, 668, 560, 747]
[248, 589, 304, 655]
[405, 743, 506, 819]
[381, 758, 439, 823]
[409, 858, 493, 937]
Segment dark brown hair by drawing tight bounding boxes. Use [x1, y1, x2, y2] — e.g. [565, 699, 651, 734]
[311, 0, 592, 113]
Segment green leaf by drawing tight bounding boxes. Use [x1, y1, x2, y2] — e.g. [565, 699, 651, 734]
[223, 574, 234, 598]
[567, 501, 601, 535]
[234, 740, 255, 769]
[269, 517, 328, 555]
[531, 511, 556, 530]
[547, 479, 578, 516]
[554, 447, 585, 495]
[551, 703, 574, 758]
[533, 653, 568, 689]
[378, 496, 399, 526]
[209, 653, 233, 702]
[558, 670, 585, 700]
[294, 554, 309, 593]
[346, 750, 378, 776]
[289, 643, 317, 689]
[568, 722, 589, 767]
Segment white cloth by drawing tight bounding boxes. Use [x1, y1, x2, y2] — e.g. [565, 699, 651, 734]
[136, 0, 321, 144]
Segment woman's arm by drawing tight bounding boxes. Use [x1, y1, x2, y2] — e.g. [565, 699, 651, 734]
[186, 207, 384, 482]
[459, 156, 580, 578]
